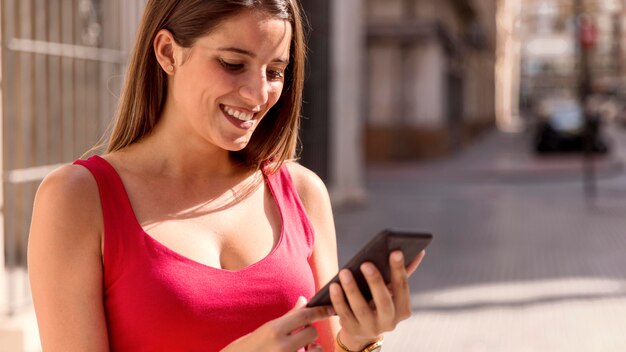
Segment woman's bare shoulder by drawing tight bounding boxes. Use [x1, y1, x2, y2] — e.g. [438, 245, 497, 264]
[38, 163, 100, 205]
[283, 161, 335, 233]
[283, 161, 331, 211]
[32, 163, 103, 242]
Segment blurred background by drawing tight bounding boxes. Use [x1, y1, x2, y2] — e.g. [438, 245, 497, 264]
[2, 0, 626, 350]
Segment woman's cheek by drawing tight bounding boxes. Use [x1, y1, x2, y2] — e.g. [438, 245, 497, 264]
[268, 85, 283, 106]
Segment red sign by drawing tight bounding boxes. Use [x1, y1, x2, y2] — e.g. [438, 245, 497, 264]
[580, 19, 597, 48]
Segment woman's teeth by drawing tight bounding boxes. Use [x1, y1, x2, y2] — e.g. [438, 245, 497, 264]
[224, 106, 254, 122]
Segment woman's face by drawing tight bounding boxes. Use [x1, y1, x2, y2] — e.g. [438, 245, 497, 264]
[167, 10, 292, 152]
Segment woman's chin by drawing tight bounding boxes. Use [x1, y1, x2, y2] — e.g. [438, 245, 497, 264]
[214, 129, 256, 152]
[223, 138, 250, 152]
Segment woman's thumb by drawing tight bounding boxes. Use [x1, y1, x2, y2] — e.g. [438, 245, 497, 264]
[291, 296, 308, 310]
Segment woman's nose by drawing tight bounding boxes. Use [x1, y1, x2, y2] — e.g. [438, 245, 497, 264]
[239, 73, 269, 106]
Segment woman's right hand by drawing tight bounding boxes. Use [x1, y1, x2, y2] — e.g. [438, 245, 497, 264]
[221, 296, 331, 352]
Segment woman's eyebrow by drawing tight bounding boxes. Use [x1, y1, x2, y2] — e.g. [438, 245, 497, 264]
[218, 46, 255, 57]
[217, 46, 289, 64]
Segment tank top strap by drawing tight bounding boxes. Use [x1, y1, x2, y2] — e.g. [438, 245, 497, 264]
[262, 163, 315, 257]
[73, 155, 139, 269]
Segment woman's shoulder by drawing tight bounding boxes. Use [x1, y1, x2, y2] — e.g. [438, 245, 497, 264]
[34, 163, 103, 233]
[39, 163, 99, 200]
[283, 161, 330, 209]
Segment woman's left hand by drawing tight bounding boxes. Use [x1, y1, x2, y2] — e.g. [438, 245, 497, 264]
[329, 250, 426, 350]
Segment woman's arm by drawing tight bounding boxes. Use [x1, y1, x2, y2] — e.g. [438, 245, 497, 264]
[286, 162, 342, 350]
[28, 165, 109, 351]
[289, 162, 426, 351]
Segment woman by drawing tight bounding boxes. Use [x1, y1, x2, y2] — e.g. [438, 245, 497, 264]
[28, 0, 424, 351]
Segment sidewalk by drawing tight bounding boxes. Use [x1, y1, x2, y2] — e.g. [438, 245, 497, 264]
[365, 127, 623, 184]
[333, 124, 626, 351]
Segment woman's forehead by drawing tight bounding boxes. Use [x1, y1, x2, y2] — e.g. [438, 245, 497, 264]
[195, 11, 292, 60]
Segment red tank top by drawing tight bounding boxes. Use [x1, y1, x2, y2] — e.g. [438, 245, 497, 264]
[74, 156, 316, 351]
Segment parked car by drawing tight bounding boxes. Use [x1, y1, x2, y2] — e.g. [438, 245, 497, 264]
[533, 97, 608, 154]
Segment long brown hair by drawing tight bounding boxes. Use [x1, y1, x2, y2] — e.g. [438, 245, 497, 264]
[106, 0, 306, 172]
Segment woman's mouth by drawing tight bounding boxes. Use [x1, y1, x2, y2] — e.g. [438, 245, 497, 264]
[221, 104, 255, 122]
[220, 104, 257, 129]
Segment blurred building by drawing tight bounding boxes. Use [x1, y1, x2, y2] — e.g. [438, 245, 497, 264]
[519, 0, 578, 109]
[300, 0, 497, 203]
[364, 0, 497, 160]
[0, 1, 147, 349]
[497, 0, 626, 127]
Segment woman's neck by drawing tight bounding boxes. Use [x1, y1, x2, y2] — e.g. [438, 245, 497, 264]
[122, 127, 246, 182]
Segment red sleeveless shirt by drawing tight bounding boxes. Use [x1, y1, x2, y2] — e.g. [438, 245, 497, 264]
[74, 156, 316, 351]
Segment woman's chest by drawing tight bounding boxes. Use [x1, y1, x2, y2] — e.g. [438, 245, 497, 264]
[129, 180, 282, 270]
[105, 238, 315, 352]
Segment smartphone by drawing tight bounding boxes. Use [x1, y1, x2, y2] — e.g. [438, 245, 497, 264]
[306, 229, 433, 308]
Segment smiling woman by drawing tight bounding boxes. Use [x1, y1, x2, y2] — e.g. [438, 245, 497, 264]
[27, 1, 425, 351]
[156, 10, 293, 152]
[108, 0, 305, 172]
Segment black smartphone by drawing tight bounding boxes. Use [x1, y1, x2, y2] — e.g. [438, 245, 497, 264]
[306, 229, 433, 308]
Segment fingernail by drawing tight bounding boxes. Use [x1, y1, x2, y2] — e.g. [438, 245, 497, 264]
[295, 296, 307, 306]
[339, 270, 352, 283]
[326, 306, 336, 316]
[361, 263, 375, 275]
[330, 283, 341, 296]
[393, 251, 404, 263]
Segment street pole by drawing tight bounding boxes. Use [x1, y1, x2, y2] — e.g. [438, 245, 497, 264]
[575, 0, 597, 202]
[393, 0, 415, 159]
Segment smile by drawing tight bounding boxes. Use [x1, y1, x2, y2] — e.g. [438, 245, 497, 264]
[221, 105, 255, 122]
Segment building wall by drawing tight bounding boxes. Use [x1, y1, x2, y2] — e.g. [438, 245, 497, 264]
[367, 0, 404, 21]
[0, 0, 146, 317]
[367, 43, 401, 127]
[465, 0, 497, 135]
[411, 42, 446, 128]
[328, 0, 366, 204]
[365, 0, 497, 161]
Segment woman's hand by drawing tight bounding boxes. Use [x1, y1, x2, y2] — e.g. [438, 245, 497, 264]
[329, 250, 426, 350]
[221, 296, 331, 352]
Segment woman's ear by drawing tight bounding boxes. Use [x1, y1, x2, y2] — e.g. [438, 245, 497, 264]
[154, 29, 178, 74]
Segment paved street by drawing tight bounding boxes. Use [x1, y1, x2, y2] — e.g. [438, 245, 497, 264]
[333, 125, 626, 351]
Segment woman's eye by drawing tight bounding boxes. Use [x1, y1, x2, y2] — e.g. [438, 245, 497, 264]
[219, 59, 244, 72]
[267, 69, 284, 81]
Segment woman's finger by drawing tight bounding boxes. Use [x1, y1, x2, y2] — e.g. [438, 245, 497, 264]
[280, 297, 331, 334]
[329, 282, 356, 324]
[389, 251, 412, 320]
[338, 269, 375, 326]
[291, 296, 308, 310]
[360, 262, 395, 327]
[255, 298, 330, 351]
[284, 325, 319, 350]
